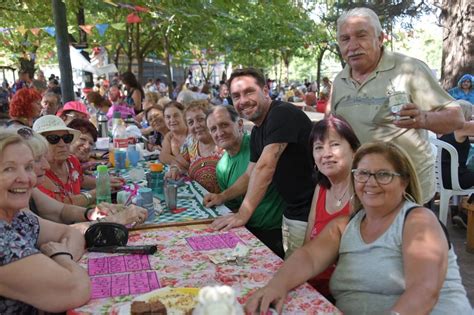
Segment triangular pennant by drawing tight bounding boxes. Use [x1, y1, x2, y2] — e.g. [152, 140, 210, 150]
[126, 13, 142, 24]
[30, 28, 41, 36]
[110, 23, 126, 30]
[95, 23, 109, 36]
[119, 3, 135, 10]
[17, 25, 27, 35]
[134, 5, 149, 12]
[43, 26, 56, 37]
[79, 25, 94, 34]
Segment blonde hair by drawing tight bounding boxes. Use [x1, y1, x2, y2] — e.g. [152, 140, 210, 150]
[0, 128, 33, 159]
[184, 100, 209, 117]
[144, 91, 160, 105]
[351, 142, 422, 211]
[27, 132, 49, 158]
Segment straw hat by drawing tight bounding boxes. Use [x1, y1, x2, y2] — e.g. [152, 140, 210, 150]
[32, 115, 81, 142]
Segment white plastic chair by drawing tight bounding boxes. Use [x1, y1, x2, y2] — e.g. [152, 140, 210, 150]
[430, 138, 474, 224]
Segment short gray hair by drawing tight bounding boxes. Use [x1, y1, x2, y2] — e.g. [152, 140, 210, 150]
[337, 7, 383, 38]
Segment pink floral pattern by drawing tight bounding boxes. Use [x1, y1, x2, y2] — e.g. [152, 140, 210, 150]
[69, 225, 341, 314]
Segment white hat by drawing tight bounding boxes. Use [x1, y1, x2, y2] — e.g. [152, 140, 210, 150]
[32, 115, 81, 143]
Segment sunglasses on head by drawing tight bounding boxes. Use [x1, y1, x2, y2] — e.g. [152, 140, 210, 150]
[45, 133, 74, 144]
[17, 127, 34, 139]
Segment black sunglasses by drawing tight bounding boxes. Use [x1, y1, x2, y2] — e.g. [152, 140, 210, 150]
[45, 133, 74, 144]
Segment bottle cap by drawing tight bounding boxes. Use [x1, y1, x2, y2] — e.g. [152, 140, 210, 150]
[150, 163, 163, 172]
[97, 165, 108, 172]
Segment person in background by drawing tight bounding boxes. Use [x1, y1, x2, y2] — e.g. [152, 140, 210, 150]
[211, 68, 315, 258]
[7, 88, 42, 128]
[67, 118, 99, 173]
[87, 91, 110, 116]
[449, 74, 473, 104]
[303, 115, 360, 299]
[159, 101, 189, 169]
[40, 91, 61, 116]
[204, 105, 285, 258]
[316, 91, 329, 113]
[144, 104, 169, 151]
[246, 142, 471, 315]
[168, 101, 223, 193]
[439, 100, 474, 228]
[136, 91, 160, 136]
[11, 69, 32, 94]
[106, 85, 135, 120]
[0, 130, 90, 313]
[121, 71, 145, 114]
[47, 78, 61, 95]
[210, 83, 231, 105]
[56, 101, 90, 125]
[320, 76, 332, 96]
[329, 7, 465, 204]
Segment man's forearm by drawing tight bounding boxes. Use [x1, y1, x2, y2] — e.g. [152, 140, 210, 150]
[238, 163, 273, 220]
[221, 172, 250, 202]
[424, 107, 464, 134]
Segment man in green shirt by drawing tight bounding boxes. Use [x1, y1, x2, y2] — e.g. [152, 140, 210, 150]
[204, 105, 285, 258]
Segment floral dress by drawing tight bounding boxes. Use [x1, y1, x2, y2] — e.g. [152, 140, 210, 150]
[180, 136, 223, 193]
[0, 211, 40, 314]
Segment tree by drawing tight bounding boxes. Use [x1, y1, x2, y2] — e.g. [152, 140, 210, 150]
[432, 0, 473, 89]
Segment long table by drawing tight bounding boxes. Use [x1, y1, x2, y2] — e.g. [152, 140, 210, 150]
[69, 224, 341, 314]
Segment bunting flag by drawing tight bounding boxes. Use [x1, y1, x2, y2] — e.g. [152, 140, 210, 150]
[134, 5, 149, 12]
[17, 25, 27, 36]
[79, 24, 94, 34]
[103, 0, 118, 7]
[110, 23, 126, 30]
[30, 28, 41, 36]
[126, 13, 142, 24]
[43, 26, 56, 37]
[95, 23, 109, 36]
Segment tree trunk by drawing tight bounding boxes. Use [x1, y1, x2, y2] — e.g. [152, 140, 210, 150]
[438, 0, 473, 89]
[126, 24, 132, 72]
[52, 0, 74, 103]
[162, 33, 174, 97]
[135, 22, 144, 83]
[316, 46, 328, 94]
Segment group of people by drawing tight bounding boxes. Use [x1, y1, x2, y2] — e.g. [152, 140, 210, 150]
[1, 5, 473, 314]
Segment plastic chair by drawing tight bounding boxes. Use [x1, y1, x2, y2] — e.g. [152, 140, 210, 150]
[430, 138, 474, 224]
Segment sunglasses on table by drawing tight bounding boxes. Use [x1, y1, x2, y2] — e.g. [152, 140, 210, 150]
[45, 133, 74, 144]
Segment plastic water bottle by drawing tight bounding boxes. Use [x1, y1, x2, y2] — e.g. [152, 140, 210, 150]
[112, 114, 128, 170]
[96, 165, 112, 204]
[148, 163, 164, 200]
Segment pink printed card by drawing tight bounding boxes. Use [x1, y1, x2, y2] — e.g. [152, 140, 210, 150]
[88, 255, 151, 276]
[185, 232, 243, 251]
[90, 271, 160, 299]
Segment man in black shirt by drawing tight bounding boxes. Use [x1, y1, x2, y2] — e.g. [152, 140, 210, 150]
[210, 68, 315, 257]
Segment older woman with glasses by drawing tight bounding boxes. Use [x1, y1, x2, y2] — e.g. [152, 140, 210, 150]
[246, 142, 471, 315]
[32, 115, 97, 207]
[0, 129, 90, 313]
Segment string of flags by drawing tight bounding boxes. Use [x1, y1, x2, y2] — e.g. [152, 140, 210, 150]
[0, 1, 152, 40]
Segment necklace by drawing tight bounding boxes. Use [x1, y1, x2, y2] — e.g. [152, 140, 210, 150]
[331, 184, 349, 207]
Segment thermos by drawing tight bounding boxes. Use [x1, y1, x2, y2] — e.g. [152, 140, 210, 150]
[98, 113, 109, 138]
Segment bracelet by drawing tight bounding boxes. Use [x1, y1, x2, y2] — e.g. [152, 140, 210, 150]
[81, 192, 93, 205]
[50, 252, 73, 260]
[84, 207, 94, 221]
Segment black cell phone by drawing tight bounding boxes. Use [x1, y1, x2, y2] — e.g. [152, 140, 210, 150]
[88, 245, 157, 255]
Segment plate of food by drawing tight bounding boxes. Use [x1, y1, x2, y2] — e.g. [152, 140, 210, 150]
[118, 287, 199, 315]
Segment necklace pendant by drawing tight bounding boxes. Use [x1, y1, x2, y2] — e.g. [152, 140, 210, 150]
[336, 200, 342, 207]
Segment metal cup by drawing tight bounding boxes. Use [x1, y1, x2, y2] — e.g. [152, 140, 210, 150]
[164, 183, 178, 210]
[136, 187, 155, 221]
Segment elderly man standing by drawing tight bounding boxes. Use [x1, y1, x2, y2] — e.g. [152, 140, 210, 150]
[210, 68, 315, 258]
[329, 7, 464, 204]
[205, 105, 285, 257]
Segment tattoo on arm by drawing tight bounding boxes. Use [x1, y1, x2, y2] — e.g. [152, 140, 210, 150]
[273, 143, 287, 159]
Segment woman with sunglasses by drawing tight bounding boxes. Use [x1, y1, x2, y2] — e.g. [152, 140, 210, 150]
[246, 142, 470, 315]
[0, 129, 90, 313]
[32, 115, 97, 207]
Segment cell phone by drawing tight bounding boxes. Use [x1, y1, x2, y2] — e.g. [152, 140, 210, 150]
[88, 245, 157, 255]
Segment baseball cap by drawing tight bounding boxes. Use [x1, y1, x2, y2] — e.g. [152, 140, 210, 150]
[56, 100, 90, 118]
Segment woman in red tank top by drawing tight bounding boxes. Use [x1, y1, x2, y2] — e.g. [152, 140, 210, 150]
[303, 115, 360, 300]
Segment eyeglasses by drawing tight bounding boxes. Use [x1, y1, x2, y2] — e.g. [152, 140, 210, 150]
[17, 127, 34, 139]
[45, 133, 74, 144]
[352, 169, 401, 185]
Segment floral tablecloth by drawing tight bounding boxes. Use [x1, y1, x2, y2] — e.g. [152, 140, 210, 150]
[69, 225, 341, 314]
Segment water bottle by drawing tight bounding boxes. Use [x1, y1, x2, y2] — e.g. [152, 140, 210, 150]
[148, 163, 164, 200]
[112, 114, 128, 170]
[96, 165, 112, 204]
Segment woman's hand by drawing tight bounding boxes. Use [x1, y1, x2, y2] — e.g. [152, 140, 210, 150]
[110, 176, 125, 191]
[106, 205, 148, 226]
[40, 237, 72, 259]
[164, 166, 181, 180]
[245, 284, 288, 314]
